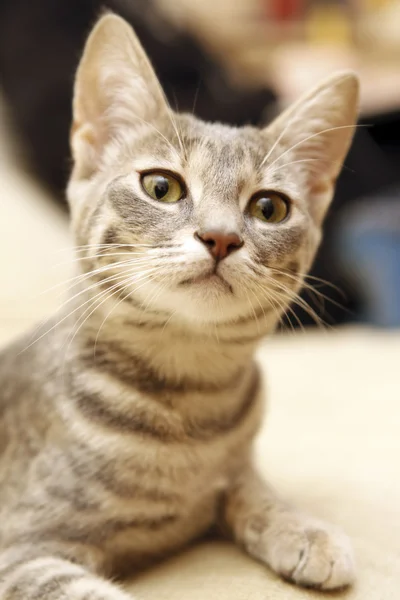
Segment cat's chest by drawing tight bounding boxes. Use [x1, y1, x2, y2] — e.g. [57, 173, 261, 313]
[101, 445, 233, 571]
[102, 430, 242, 511]
[59, 358, 262, 566]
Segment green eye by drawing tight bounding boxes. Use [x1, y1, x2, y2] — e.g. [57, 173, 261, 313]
[249, 192, 289, 224]
[141, 172, 183, 203]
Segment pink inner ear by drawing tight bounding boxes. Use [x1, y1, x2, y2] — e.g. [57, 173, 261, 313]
[70, 118, 104, 180]
[70, 121, 80, 144]
[310, 179, 334, 196]
[70, 120, 96, 144]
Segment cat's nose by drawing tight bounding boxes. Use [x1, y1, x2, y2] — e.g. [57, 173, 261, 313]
[194, 230, 244, 261]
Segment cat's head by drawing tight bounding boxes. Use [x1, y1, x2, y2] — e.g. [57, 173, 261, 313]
[67, 14, 359, 330]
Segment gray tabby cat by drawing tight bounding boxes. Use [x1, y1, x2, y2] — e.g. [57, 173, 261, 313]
[0, 13, 359, 599]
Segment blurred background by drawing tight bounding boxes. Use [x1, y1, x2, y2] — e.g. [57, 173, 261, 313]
[0, 0, 400, 332]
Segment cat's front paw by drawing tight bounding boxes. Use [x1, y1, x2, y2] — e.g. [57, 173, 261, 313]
[246, 513, 355, 590]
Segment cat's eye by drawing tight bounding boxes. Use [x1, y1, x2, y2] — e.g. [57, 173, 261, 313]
[141, 172, 183, 203]
[248, 192, 289, 224]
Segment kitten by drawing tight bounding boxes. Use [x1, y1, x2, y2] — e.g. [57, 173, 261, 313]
[0, 13, 359, 599]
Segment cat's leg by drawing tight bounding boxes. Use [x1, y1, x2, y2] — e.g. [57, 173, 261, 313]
[222, 465, 355, 590]
[0, 543, 134, 600]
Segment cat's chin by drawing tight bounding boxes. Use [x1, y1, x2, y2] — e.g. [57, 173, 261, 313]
[122, 271, 253, 326]
[161, 282, 252, 327]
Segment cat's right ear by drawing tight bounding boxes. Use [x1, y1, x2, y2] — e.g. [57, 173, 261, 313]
[71, 13, 169, 179]
[263, 72, 359, 223]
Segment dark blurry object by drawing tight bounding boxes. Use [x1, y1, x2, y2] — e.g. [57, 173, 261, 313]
[0, 0, 276, 195]
[335, 190, 400, 328]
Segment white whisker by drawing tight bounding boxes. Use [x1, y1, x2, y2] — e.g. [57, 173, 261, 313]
[266, 124, 366, 172]
[92, 268, 167, 353]
[57, 264, 161, 311]
[53, 251, 181, 269]
[161, 309, 178, 336]
[43, 256, 161, 297]
[251, 279, 290, 333]
[54, 243, 160, 255]
[260, 110, 300, 167]
[131, 114, 181, 162]
[21, 265, 161, 353]
[269, 267, 348, 317]
[271, 278, 328, 330]
[266, 158, 320, 177]
[243, 287, 261, 334]
[247, 286, 270, 331]
[69, 269, 161, 358]
[141, 272, 170, 313]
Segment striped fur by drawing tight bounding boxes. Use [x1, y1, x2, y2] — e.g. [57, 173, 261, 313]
[0, 13, 359, 600]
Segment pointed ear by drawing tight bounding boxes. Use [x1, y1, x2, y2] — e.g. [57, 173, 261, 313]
[265, 72, 359, 222]
[71, 13, 170, 178]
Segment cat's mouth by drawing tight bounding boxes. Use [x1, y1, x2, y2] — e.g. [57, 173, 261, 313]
[180, 271, 233, 293]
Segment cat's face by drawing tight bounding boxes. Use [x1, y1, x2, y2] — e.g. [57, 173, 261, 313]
[68, 14, 359, 329]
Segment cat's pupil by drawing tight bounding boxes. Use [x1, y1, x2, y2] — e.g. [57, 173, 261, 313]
[154, 176, 169, 199]
[259, 197, 274, 220]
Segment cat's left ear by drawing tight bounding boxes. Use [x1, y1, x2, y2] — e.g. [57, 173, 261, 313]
[71, 13, 170, 178]
[264, 72, 359, 222]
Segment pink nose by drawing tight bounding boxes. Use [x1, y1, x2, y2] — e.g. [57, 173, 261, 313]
[195, 230, 243, 260]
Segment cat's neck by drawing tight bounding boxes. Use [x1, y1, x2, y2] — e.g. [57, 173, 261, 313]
[68, 296, 271, 386]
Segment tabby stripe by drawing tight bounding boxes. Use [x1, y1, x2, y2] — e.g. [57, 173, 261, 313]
[74, 364, 258, 442]
[99, 226, 177, 253]
[93, 470, 179, 502]
[58, 513, 178, 544]
[12, 511, 178, 548]
[233, 307, 271, 326]
[0, 554, 132, 600]
[82, 341, 246, 395]
[45, 483, 100, 511]
[122, 317, 171, 331]
[121, 316, 265, 338]
[74, 392, 176, 441]
[118, 288, 170, 316]
[286, 259, 300, 274]
[0, 557, 83, 596]
[0, 427, 9, 455]
[53, 452, 178, 503]
[184, 364, 260, 439]
[100, 227, 119, 248]
[67, 576, 132, 600]
[218, 332, 266, 344]
[64, 442, 176, 501]
[103, 513, 178, 534]
[30, 573, 85, 600]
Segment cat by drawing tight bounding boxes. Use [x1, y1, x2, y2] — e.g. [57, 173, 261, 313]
[0, 13, 359, 599]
